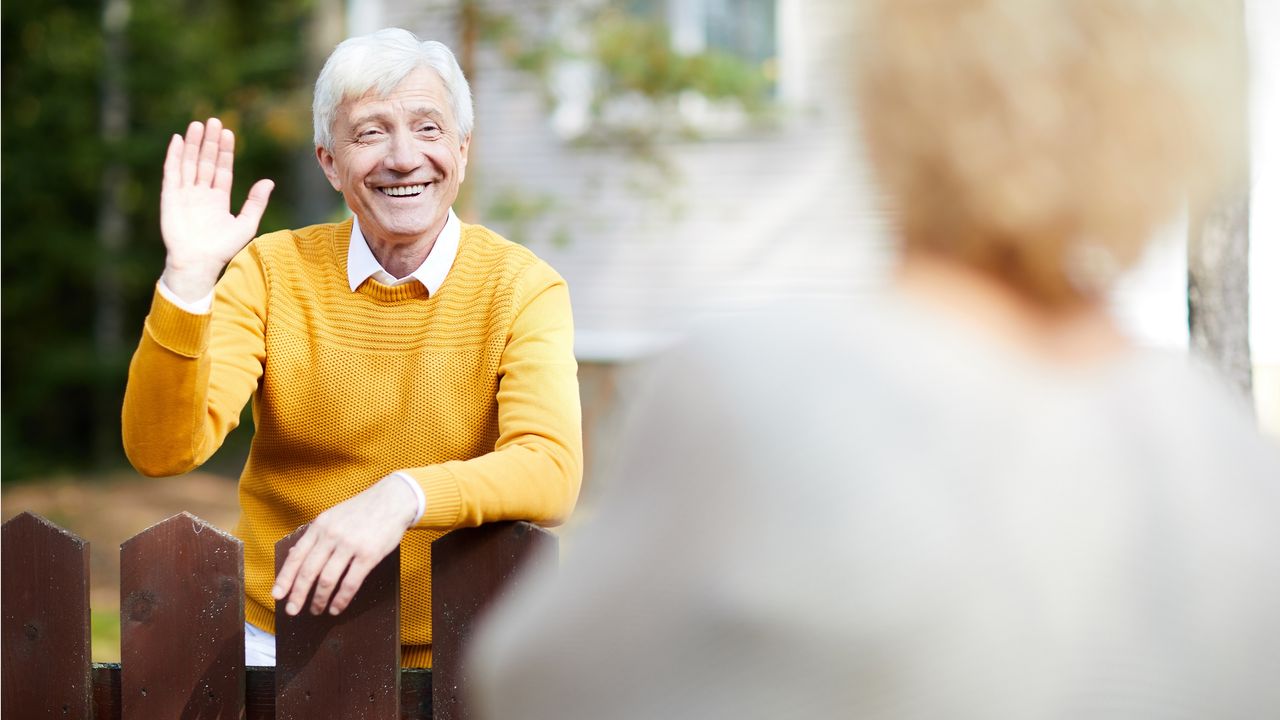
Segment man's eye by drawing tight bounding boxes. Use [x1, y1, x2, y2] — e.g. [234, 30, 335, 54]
[419, 124, 440, 134]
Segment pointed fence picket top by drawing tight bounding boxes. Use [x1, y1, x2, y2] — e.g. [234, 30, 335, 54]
[120, 511, 245, 719]
[432, 521, 558, 720]
[2, 512, 92, 719]
[274, 525, 401, 720]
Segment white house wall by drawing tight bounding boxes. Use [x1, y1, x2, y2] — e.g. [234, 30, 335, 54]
[362, 0, 894, 361]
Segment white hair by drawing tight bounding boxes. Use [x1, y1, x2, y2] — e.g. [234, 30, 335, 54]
[312, 28, 474, 151]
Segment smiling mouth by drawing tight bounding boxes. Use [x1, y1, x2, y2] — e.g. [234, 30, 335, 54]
[380, 184, 427, 197]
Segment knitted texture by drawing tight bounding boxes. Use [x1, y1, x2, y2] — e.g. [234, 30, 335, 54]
[123, 219, 583, 668]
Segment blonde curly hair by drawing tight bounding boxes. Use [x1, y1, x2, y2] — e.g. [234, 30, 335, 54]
[853, 0, 1247, 306]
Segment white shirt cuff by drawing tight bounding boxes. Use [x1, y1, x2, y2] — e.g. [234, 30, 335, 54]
[157, 279, 214, 315]
[391, 471, 427, 525]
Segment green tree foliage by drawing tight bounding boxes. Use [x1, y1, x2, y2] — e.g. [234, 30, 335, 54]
[501, 2, 774, 150]
[2, 0, 322, 481]
[589, 9, 769, 113]
[475, 0, 776, 241]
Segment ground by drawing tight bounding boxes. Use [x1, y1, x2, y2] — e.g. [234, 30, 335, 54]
[2, 471, 241, 662]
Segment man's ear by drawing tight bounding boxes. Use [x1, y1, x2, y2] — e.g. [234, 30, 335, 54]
[458, 134, 471, 183]
[316, 145, 342, 191]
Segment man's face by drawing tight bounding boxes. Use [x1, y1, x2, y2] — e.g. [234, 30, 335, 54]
[317, 66, 469, 250]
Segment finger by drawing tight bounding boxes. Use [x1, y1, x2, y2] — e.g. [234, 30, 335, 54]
[180, 121, 204, 187]
[310, 549, 355, 615]
[235, 179, 275, 233]
[235, 176, 275, 240]
[195, 117, 223, 187]
[162, 134, 183, 192]
[327, 556, 377, 616]
[272, 528, 318, 602]
[213, 127, 235, 193]
[286, 539, 337, 616]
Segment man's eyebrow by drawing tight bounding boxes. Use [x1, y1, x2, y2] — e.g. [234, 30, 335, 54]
[405, 105, 447, 123]
[349, 104, 445, 126]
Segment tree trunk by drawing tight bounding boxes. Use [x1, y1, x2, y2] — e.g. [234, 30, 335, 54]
[94, 0, 131, 468]
[1189, 185, 1253, 403]
[291, 0, 346, 223]
[1187, 1, 1253, 408]
[454, 0, 480, 221]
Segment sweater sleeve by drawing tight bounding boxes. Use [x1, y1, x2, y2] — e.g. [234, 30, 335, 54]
[403, 261, 584, 530]
[122, 244, 268, 476]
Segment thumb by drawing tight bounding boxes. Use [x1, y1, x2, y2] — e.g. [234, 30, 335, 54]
[236, 178, 275, 232]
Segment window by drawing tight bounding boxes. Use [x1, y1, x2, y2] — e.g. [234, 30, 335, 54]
[547, 0, 779, 140]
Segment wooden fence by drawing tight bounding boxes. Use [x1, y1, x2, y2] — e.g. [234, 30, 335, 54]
[1, 511, 557, 719]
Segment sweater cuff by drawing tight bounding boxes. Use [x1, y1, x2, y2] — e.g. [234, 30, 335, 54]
[145, 284, 212, 358]
[405, 465, 463, 528]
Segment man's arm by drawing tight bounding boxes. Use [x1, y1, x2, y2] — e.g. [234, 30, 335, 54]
[122, 247, 268, 474]
[408, 267, 582, 529]
[274, 261, 583, 618]
[122, 118, 273, 475]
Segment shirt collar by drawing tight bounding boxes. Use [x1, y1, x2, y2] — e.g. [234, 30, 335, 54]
[347, 209, 461, 296]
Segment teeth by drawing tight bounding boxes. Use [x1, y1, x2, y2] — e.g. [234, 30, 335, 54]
[381, 184, 425, 197]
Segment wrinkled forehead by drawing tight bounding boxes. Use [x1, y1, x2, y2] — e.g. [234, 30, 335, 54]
[345, 64, 448, 109]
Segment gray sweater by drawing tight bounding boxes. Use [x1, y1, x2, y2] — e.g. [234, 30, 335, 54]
[473, 296, 1280, 720]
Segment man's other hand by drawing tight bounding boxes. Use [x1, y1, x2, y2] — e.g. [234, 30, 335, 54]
[272, 475, 418, 616]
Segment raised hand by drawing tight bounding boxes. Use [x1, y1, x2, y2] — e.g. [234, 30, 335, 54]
[159, 117, 275, 302]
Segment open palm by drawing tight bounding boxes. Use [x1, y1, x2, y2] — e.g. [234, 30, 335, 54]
[160, 117, 274, 300]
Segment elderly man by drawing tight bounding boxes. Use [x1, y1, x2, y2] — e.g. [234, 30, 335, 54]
[122, 28, 582, 668]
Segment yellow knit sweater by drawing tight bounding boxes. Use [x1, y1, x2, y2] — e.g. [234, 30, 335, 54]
[122, 219, 583, 668]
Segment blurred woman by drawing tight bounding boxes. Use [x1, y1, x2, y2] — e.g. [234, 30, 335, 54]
[471, 1, 1280, 717]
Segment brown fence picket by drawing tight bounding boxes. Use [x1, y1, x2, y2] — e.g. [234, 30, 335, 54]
[120, 512, 245, 719]
[274, 525, 401, 720]
[431, 521, 558, 720]
[2, 512, 92, 719]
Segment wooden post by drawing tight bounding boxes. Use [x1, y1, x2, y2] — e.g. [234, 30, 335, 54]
[274, 525, 401, 720]
[431, 521, 558, 720]
[2, 512, 92, 719]
[120, 512, 245, 719]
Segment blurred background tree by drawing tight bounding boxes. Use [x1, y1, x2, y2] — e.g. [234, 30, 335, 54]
[458, 0, 777, 239]
[1187, 0, 1253, 404]
[2, 0, 323, 482]
[490, 1, 774, 154]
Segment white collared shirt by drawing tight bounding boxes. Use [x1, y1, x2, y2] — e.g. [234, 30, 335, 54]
[156, 210, 463, 526]
[346, 209, 460, 294]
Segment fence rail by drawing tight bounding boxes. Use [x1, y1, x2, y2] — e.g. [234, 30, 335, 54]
[2, 511, 555, 719]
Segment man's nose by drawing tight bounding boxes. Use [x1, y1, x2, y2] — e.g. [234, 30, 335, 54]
[383, 131, 421, 173]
